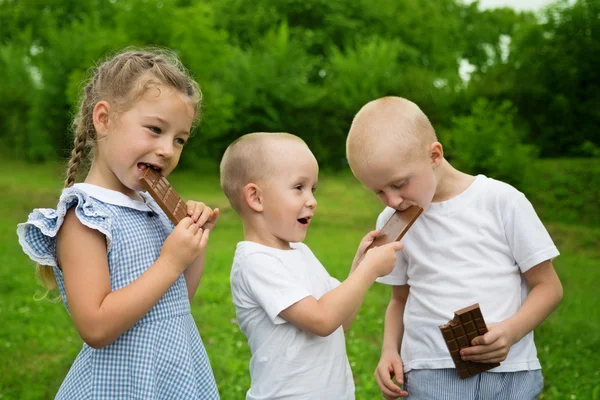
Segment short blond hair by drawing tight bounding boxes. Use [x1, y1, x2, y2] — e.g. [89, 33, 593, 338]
[346, 96, 437, 174]
[220, 132, 307, 213]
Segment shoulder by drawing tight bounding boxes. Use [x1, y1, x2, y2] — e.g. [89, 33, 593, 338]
[473, 176, 526, 212]
[17, 186, 113, 267]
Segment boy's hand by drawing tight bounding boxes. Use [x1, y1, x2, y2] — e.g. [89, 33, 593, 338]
[374, 350, 409, 398]
[161, 217, 210, 274]
[460, 321, 516, 364]
[351, 229, 381, 269]
[361, 241, 404, 278]
[186, 200, 220, 230]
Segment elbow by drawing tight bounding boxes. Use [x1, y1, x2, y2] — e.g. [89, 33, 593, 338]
[555, 280, 564, 306]
[77, 323, 114, 349]
[311, 316, 339, 337]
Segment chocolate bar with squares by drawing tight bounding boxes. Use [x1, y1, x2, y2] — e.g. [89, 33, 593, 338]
[139, 168, 188, 225]
[439, 303, 500, 379]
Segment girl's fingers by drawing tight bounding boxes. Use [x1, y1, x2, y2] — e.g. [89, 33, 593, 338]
[179, 216, 195, 229]
[196, 206, 212, 227]
[199, 229, 211, 248]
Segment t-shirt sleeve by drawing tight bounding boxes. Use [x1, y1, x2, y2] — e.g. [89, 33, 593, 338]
[239, 253, 313, 325]
[504, 193, 560, 272]
[374, 208, 409, 286]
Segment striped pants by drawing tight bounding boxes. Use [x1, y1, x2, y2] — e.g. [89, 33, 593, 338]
[403, 369, 543, 399]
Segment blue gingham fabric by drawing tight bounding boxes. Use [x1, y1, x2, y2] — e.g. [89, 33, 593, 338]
[17, 185, 219, 399]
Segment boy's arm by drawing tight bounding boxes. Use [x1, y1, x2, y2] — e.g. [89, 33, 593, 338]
[375, 285, 410, 399]
[341, 258, 363, 332]
[279, 241, 403, 337]
[461, 260, 563, 363]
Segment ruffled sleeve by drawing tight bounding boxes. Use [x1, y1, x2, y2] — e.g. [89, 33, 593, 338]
[16, 187, 113, 267]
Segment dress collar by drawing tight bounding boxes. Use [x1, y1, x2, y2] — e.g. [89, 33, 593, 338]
[72, 183, 156, 212]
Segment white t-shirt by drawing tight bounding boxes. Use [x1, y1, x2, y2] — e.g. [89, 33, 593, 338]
[230, 241, 355, 400]
[376, 175, 559, 373]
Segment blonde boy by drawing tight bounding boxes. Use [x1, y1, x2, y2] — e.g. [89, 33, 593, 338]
[346, 97, 563, 399]
[220, 132, 403, 399]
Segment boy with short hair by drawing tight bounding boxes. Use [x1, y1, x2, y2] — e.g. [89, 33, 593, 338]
[220, 132, 403, 399]
[346, 97, 563, 399]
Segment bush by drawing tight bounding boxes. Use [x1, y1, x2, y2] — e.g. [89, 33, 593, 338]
[442, 98, 538, 187]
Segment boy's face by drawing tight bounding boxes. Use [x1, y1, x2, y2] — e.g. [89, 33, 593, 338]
[356, 148, 437, 211]
[259, 141, 319, 249]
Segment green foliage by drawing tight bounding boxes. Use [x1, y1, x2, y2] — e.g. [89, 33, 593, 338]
[522, 158, 600, 228]
[0, 0, 598, 166]
[442, 98, 538, 186]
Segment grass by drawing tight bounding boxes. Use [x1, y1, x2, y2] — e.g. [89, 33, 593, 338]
[0, 159, 598, 399]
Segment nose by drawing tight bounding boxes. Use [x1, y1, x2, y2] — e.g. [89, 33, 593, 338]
[306, 192, 317, 209]
[156, 138, 174, 159]
[385, 192, 403, 209]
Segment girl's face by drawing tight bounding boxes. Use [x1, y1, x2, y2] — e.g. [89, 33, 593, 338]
[94, 85, 195, 198]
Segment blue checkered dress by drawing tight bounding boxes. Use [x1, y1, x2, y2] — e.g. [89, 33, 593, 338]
[17, 184, 219, 399]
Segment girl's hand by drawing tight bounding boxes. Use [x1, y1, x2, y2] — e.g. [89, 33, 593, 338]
[361, 240, 404, 278]
[374, 350, 409, 398]
[460, 321, 516, 364]
[160, 217, 210, 274]
[186, 200, 220, 230]
[351, 229, 380, 270]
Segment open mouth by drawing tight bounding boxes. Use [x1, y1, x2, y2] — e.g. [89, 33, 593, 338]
[297, 217, 311, 225]
[138, 163, 162, 174]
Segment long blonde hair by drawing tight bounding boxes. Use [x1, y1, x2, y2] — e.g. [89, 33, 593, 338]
[36, 47, 202, 290]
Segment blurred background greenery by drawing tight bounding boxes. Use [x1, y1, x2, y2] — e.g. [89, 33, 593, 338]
[0, 0, 598, 398]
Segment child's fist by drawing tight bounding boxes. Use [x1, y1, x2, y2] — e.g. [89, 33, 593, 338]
[161, 217, 210, 273]
[362, 240, 404, 278]
[186, 200, 220, 230]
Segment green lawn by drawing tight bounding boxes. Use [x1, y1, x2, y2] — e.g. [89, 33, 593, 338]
[0, 160, 598, 399]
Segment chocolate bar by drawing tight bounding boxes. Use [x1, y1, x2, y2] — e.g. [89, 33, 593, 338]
[439, 303, 500, 379]
[139, 168, 188, 225]
[367, 205, 424, 250]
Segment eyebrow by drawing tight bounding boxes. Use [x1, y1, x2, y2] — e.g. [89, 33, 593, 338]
[147, 116, 190, 136]
[297, 176, 318, 184]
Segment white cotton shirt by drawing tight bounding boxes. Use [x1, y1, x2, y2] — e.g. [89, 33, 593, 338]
[230, 241, 355, 400]
[376, 175, 559, 373]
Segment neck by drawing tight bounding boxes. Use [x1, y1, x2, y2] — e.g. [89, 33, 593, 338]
[86, 160, 143, 201]
[432, 159, 476, 203]
[243, 217, 292, 250]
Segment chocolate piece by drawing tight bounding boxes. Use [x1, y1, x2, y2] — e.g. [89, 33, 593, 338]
[439, 303, 500, 379]
[139, 168, 188, 225]
[367, 205, 424, 250]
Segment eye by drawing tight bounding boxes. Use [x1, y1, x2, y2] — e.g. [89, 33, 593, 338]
[294, 184, 303, 191]
[147, 126, 161, 134]
[391, 181, 407, 190]
[311, 186, 317, 194]
[175, 137, 187, 146]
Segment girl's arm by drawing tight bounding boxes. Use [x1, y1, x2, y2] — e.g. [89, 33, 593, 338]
[57, 209, 208, 349]
[182, 204, 219, 301]
[183, 251, 207, 302]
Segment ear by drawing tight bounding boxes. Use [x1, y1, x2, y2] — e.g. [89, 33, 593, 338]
[429, 141, 444, 168]
[243, 183, 263, 212]
[92, 101, 111, 138]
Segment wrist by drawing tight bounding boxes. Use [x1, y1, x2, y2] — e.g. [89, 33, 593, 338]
[156, 255, 185, 278]
[382, 344, 400, 355]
